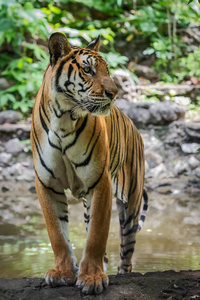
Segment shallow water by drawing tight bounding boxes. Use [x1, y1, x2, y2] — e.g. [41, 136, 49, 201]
[0, 192, 200, 279]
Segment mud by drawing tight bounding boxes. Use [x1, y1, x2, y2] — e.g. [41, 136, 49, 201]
[0, 270, 200, 300]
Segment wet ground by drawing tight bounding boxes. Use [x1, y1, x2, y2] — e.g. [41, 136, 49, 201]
[0, 178, 200, 280]
[1, 270, 200, 300]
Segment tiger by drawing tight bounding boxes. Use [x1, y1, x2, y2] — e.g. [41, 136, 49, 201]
[30, 32, 148, 295]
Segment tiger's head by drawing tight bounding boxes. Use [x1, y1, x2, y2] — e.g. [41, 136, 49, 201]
[48, 32, 118, 118]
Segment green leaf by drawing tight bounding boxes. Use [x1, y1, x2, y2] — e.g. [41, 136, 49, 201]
[0, 93, 16, 107]
[18, 59, 23, 69]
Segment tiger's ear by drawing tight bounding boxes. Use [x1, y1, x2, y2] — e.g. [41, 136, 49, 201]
[86, 35, 101, 52]
[48, 32, 72, 67]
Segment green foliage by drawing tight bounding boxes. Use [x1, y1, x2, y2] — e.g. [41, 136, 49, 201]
[19, 139, 32, 152]
[0, 0, 49, 49]
[0, 0, 200, 115]
[0, 0, 50, 114]
[0, 52, 48, 113]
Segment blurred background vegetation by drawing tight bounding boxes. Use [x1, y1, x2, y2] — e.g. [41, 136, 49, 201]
[0, 0, 199, 115]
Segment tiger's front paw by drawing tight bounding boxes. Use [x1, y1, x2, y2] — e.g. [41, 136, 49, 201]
[45, 268, 77, 287]
[76, 272, 109, 295]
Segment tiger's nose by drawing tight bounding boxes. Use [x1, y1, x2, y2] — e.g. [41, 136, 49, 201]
[105, 89, 118, 100]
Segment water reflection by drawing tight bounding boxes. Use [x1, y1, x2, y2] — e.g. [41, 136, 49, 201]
[0, 193, 200, 278]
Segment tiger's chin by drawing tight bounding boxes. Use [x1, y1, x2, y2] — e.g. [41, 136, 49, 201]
[91, 108, 111, 117]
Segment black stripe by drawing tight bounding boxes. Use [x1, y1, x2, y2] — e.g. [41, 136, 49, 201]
[84, 117, 97, 155]
[140, 215, 146, 222]
[128, 163, 138, 200]
[122, 224, 138, 236]
[54, 131, 62, 142]
[59, 201, 68, 206]
[121, 166, 125, 200]
[56, 59, 67, 88]
[35, 169, 65, 195]
[32, 121, 43, 154]
[110, 109, 120, 175]
[33, 135, 56, 179]
[128, 123, 135, 174]
[48, 135, 62, 152]
[41, 99, 50, 123]
[59, 216, 69, 222]
[63, 116, 88, 154]
[87, 153, 108, 193]
[143, 189, 148, 202]
[72, 130, 101, 168]
[64, 80, 75, 94]
[48, 101, 53, 113]
[122, 212, 133, 229]
[68, 64, 73, 80]
[39, 105, 49, 134]
[71, 57, 81, 69]
[84, 213, 90, 220]
[115, 175, 119, 198]
[120, 240, 136, 248]
[78, 82, 92, 95]
[121, 248, 134, 258]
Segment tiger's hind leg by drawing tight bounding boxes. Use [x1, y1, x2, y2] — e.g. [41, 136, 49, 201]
[35, 175, 78, 287]
[116, 198, 140, 274]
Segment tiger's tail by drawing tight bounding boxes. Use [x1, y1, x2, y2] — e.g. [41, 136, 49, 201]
[138, 189, 148, 232]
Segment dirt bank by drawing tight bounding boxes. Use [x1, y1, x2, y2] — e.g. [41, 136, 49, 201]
[0, 271, 200, 300]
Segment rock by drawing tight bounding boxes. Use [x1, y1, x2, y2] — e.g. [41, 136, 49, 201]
[145, 160, 150, 174]
[184, 122, 200, 142]
[145, 150, 163, 168]
[0, 271, 200, 300]
[117, 100, 151, 125]
[2, 163, 22, 180]
[17, 168, 35, 182]
[183, 216, 200, 225]
[0, 77, 11, 90]
[181, 143, 200, 153]
[188, 156, 199, 169]
[148, 102, 185, 125]
[0, 110, 23, 124]
[1, 163, 35, 182]
[4, 138, 24, 153]
[115, 100, 185, 126]
[112, 69, 137, 101]
[164, 122, 185, 148]
[148, 163, 166, 178]
[174, 161, 190, 175]
[0, 152, 12, 165]
[143, 134, 164, 152]
[195, 167, 200, 178]
[155, 186, 172, 195]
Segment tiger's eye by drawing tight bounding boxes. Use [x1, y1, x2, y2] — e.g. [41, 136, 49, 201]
[83, 66, 91, 73]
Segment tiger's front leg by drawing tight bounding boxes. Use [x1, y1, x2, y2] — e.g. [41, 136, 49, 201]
[35, 175, 78, 287]
[76, 170, 112, 295]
